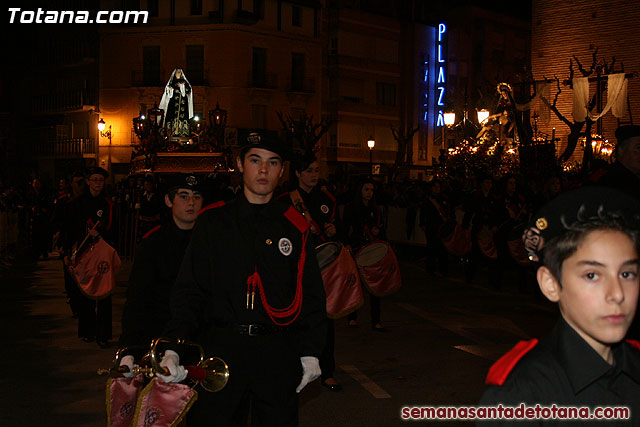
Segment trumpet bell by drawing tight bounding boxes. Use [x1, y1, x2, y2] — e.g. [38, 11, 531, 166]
[200, 357, 230, 392]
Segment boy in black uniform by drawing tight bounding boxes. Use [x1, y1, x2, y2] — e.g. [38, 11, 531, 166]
[62, 166, 114, 348]
[479, 186, 640, 425]
[280, 152, 342, 391]
[159, 133, 327, 426]
[118, 174, 204, 372]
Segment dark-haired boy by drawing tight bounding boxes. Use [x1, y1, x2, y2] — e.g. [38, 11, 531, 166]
[118, 173, 204, 368]
[159, 133, 327, 426]
[479, 186, 640, 425]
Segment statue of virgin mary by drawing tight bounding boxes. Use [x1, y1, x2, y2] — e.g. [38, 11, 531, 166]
[158, 68, 194, 136]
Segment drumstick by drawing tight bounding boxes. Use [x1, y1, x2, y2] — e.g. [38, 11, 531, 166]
[71, 220, 101, 262]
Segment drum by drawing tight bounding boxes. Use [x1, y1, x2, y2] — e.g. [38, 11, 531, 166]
[68, 238, 121, 299]
[476, 226, 498, 260]
[355, 241, 402, 297]
[507, 223, 531, 266]
[441, 222, 472, 256]
[315, 242, 363, 319]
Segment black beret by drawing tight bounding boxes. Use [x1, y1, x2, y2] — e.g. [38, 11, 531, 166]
[165, 173, 204, 193]
[240, 131, 290, 160]
[615, 125, 640, 144]
[523, 186, 640, 262]
[86, 166, 108, 178]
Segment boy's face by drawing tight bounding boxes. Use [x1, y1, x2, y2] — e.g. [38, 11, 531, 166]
[538, 229, 639, 359]
[296, 161, 320, 190]
[236, 148, 284, 202]
[165, 189, 203, 228]
[361, 183, 374, 202]
[87, 174, 105, 194]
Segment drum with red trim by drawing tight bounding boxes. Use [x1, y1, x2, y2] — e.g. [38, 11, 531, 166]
[315, 242, 363, 319]
[441, 221, 472, 256]
[355, 241, 402, 297]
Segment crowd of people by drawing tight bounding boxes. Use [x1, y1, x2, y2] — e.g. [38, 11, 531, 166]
[1, 124, 639, 424]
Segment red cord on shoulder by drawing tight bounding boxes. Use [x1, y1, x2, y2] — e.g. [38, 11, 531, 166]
[485, 339, 539, 386]
[199, 200, 226, 214]
[142, 224, 162, 239]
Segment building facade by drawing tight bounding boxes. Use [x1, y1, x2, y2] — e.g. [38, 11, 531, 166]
[99, 0, 323, 182]
[531, 0, 640, 162]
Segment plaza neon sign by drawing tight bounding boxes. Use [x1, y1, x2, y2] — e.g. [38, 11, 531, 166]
[435, 23, 446, 127]
[422, 57, 429, 122]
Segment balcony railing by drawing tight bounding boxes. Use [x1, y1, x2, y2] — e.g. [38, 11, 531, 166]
[131, 69, 166, 87]
[248, 72, 278, 89]
[33, 138, 96, 158]
[233, 9, 260, 25]
[286, 78, 315, 93]
[132, 68, 209, 87]
[32, 90, 96, 114]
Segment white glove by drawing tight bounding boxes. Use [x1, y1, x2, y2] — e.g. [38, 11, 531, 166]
[296, 356, 321, 393]
[120, 355, 136, 378]
[156, 350, 188, 383]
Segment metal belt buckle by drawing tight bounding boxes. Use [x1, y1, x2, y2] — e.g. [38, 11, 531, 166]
[248, 324, 258, 336]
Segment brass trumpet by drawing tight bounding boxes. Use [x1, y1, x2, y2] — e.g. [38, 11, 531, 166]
[99, 338, 229, 393]
[149, 337, 229, 393]
[97, 345, 154, 377]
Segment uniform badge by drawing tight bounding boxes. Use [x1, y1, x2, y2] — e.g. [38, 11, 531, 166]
[320, 204, 329, 214]
[97, 261, 110, 274]
[186, 175, 198, 186]
[97, 210, 103, 218]
[278, 238, 292, 256]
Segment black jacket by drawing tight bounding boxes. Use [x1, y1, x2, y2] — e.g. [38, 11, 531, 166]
[479, 317, 640, 426]
[164, 193, 327, 358]
[342, 200, 385, 251]
[597, 161, 640, 202]
[279, 186, 342, 246]
[120, 220, 193, 349]
[62, 192, 114, 254]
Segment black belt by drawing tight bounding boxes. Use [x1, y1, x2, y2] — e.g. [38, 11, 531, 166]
[230, 323, 298, 336]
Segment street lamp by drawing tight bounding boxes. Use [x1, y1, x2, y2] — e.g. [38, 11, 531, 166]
[477, 109, 490, 124]
[98, 118, 112, 173]
[98, 118, 112, 143]
[209, 102, 228, 147]
[443, 111, 456, 126]
[367, 136, 375, 176]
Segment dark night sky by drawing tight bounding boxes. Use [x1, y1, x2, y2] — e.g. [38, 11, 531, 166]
[447, 0, 532, 20]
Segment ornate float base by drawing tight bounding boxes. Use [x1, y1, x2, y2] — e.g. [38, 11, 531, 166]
[130, 153, 229, 174]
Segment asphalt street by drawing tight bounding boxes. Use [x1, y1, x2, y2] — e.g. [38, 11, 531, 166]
[0, 248, 559, 426]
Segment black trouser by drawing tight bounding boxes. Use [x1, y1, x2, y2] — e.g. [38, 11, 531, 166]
[348, 293, 381, 325]
[465, 233, 500, 286]
[190, 328, 303, 426]
[77, 294, 112, 341]
[425, 228, 448, 275]
[320, 319, 335, 380]
[62, 260, 80, 316]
